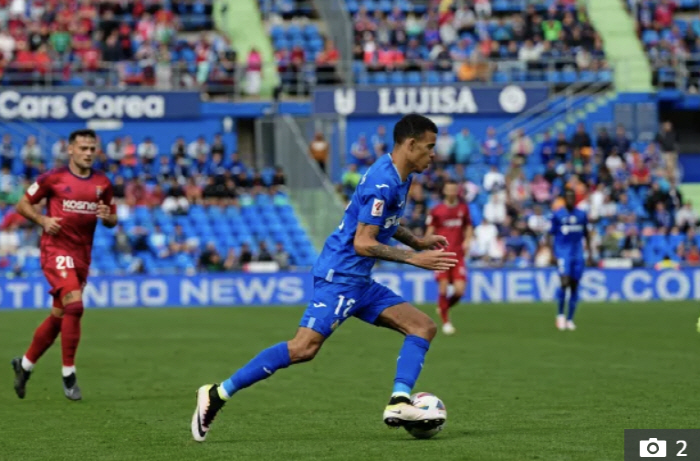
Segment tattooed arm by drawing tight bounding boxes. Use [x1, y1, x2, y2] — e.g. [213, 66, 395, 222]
[392, 225, 423, 251]
[354, 223, 458, 270]
[355, 223, 416, 262]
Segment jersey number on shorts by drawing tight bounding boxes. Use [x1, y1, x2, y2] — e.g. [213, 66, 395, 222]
[557, 258, 565, 274]
[335, 295, 355, 318]
[56, 256, 75, 270]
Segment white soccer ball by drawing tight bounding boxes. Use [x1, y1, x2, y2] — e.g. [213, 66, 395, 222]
[404, 392, 447, 439]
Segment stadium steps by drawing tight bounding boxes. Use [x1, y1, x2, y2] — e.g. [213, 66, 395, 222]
[498, 91, 614, 146]
[587, 0, 653, 92]
[214, 0, 280, 97]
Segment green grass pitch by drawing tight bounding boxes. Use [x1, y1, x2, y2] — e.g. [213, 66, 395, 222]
[1, 302, 699, 461]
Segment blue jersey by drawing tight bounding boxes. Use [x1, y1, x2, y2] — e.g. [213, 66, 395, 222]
[550, 207, 588, 260]
[313, 154, 412, 285]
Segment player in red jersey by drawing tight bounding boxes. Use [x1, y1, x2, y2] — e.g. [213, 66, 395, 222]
[11, 129, 117, 401]
[425, 180, 472, 335]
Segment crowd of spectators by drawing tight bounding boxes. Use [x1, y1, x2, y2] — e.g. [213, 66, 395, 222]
[341, 120, 696, 269]
[0, 0, 241, 94]
[631, 0, 700, 91]
[351, 0, 610, 84]
[0, 131, 310, 276]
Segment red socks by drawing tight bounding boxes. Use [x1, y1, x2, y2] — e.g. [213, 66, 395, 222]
[438, 294, 450, 323]
[61, 301, 84, 367]
[438, 294, 463, 324]
[25, 315, 63, 363]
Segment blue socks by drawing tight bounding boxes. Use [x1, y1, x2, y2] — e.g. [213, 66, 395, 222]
[218, 336, 433, 401]
[556, 287, 566, 316]
[220, 342, 291, 398]
[392, 335, 430, 396]
[568, 286, 579, 321]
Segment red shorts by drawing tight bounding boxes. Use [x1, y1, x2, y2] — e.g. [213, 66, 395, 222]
[41, 252, 88, 301]
[435, 264, 467, 283]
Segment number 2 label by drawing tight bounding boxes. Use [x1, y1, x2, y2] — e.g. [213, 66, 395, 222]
[56, 256, 75, 270]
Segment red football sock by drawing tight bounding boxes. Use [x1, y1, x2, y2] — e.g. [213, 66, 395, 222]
[25, 315, 63, 364]
[61, 301, 84, 367]
[438, 294, 450, 323]
[448, 295, 461, 308]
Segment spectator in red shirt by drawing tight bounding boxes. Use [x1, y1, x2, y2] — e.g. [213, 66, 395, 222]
[654, 0, 676, 28]
[316, 39, 340, 85]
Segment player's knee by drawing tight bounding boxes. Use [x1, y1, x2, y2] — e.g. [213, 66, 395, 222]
[50, 307, 64, 318]
[62, 292, 84, 318]
[409, 316, 437, 342]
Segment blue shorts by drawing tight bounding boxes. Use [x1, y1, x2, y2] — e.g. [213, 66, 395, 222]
[556, 256, 584, 281]
[298, 277, 406, 338]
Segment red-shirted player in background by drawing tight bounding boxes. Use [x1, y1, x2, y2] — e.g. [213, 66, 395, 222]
[11, 129, 117, 401]
[425, 180, 472, 335]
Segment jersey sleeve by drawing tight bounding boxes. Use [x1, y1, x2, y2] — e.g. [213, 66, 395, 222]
[357, 183, 393, 227]
[463, 204, 472, 228]
[103, 181, 117, 214]
[426, 207, 439, 229]
[25, 172, 53, 205]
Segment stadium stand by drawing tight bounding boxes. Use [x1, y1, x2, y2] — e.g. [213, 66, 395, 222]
[260, 0, 342, 94]
[0, 0, 238, 95]
[630, 0, 700, 91]
[349, 0, 613, 86]
[341, 117, 694, 270]
[0, 132, 317, 276]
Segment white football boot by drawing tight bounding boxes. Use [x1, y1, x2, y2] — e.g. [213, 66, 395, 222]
[556, 314, 566, 331]
[191, 384, 226, 442]
[442, 322, 456, 335]
[383, 401, 445, 430]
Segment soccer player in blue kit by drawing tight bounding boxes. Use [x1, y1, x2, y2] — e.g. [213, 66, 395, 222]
[191, 114, 459, 442]
[550, 188, 592, 331]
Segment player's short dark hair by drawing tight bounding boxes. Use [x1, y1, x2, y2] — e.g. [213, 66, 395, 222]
[393, 114, 438, 145]
[443, 179, 459, 187]
[69, 129, 97, 143]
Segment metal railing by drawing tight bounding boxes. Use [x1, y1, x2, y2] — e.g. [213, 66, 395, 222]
[255, 114, 345, 250]
[313, 0, 354, 84]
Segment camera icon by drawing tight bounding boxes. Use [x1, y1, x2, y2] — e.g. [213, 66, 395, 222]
[639, 438, 667, 457]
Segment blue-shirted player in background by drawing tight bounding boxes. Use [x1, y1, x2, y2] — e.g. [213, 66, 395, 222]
[191, 114, 459, 442]
[549, 188, 593, 331]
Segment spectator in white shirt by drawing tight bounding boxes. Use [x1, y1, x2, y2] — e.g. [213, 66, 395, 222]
[676, 201, 697, 230]
[527, 205, 550, 236]
[605, 151, 624, 173]
[138, 137, 159, 166]
[518, 40, 543, 62]
[483, 165, 506, 193]
[188, 136, 210, 159]
[483, 192, 507, 224]
[0, 224, 20, 257]
[435, 128, 455, 164]
[472, 218, 498, 259]
[107, 137, 125, 163]
[51, 138, 68, 165]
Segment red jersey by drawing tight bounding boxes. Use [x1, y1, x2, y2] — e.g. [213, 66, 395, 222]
[426, 201, 471, 256]
[25, 167, 116, 268]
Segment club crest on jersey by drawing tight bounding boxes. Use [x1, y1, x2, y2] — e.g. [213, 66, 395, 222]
[96, 186, 103, 198]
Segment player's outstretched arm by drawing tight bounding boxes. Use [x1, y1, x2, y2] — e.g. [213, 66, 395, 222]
[394, 225, 448, 251]
[354, 223, 458, 271]
[16, 195, 61, 235]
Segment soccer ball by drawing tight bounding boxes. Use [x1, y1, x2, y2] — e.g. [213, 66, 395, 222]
[404, 392, 447, 439]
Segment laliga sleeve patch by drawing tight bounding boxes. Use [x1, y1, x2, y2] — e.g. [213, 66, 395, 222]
[371, 198, 385, 217]
[27, 182, 39, 196]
